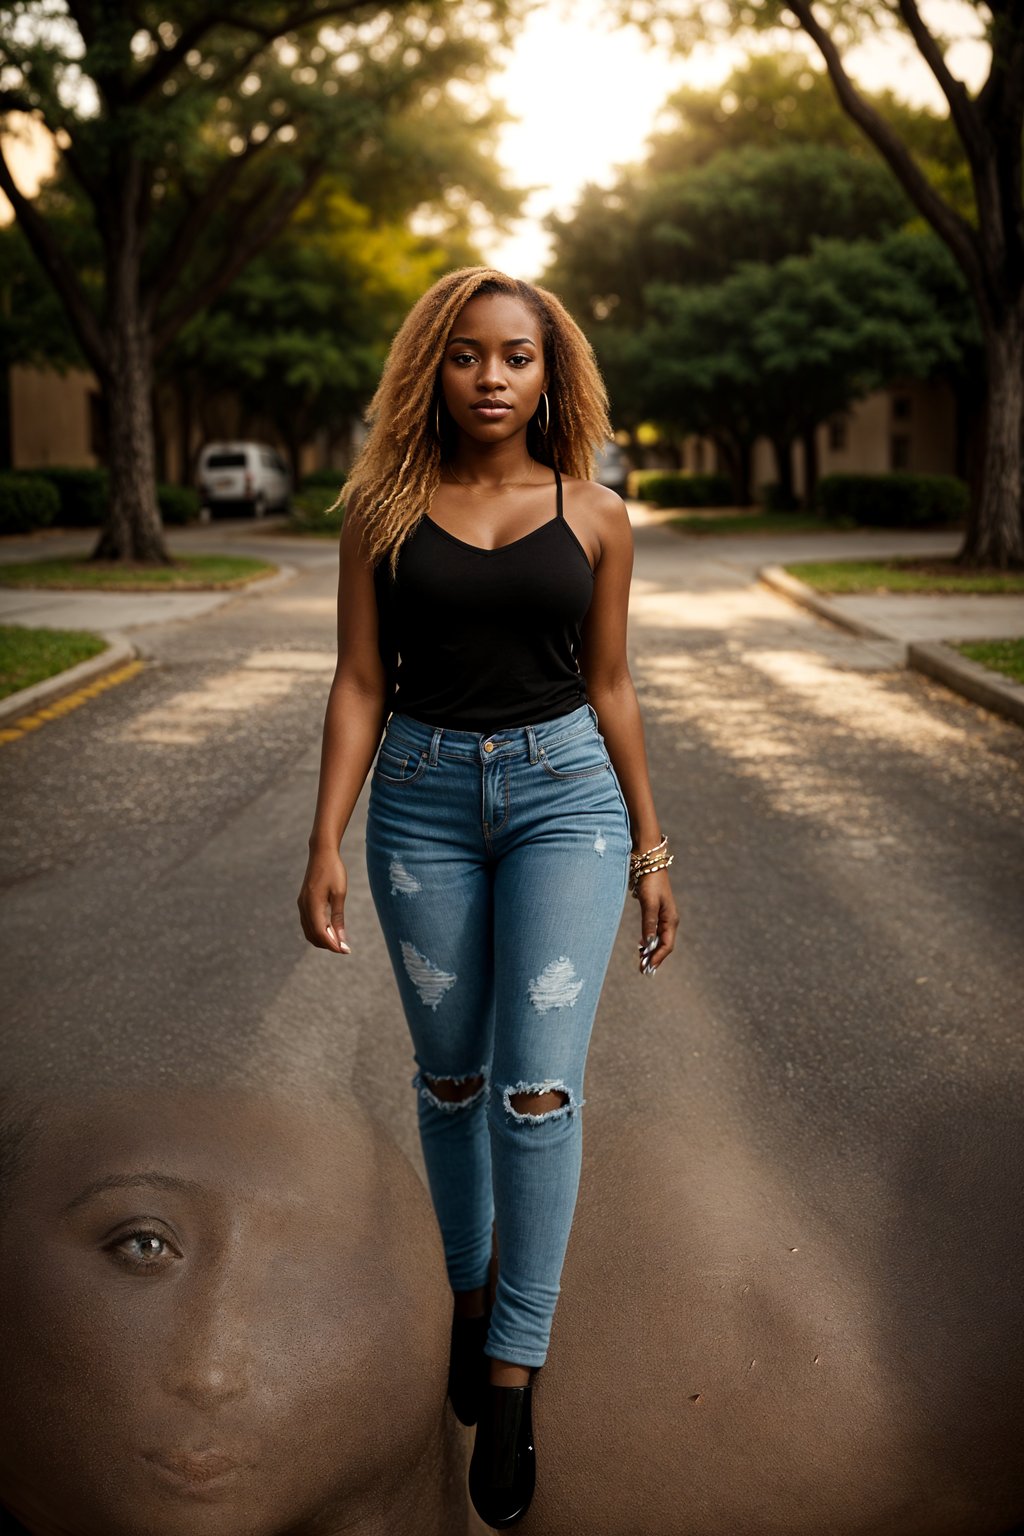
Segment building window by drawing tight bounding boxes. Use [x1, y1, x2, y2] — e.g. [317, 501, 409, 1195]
[891, 433, 911, 471]
[828, 416, 848, 451]
[892, 395, 912, 421]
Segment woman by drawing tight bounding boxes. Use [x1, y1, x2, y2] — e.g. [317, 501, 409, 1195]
[297, 267, 678, 1528]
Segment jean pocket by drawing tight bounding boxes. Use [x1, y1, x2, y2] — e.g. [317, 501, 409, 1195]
[373, 739, 429, 785]
[537, 728, 611, 781]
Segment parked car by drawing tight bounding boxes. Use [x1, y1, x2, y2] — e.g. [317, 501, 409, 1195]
[594, 440, 630, 496]
[197, 441, 291, 518]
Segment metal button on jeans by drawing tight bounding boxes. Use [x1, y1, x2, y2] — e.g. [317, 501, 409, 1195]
[484, 741, 495, 752]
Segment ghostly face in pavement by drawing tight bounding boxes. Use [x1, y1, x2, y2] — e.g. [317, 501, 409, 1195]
[0, 1090, 450, 1536]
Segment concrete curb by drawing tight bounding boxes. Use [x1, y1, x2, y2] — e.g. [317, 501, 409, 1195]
[908, 640, 1024, 728]
[0, 634, 136, 724]
[758, 563, 1024, 729]
[229, 561, 298, 596]
[758, 563, 902, 652]
[0, 562, 297, 726]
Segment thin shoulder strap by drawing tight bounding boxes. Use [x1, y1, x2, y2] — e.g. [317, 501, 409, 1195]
[554, 466, 563, 518]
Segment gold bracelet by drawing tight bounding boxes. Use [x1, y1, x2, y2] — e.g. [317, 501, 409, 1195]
[628, 835, 673, 898]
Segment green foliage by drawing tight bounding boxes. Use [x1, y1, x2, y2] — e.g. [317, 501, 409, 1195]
[32, 468, 109, 527]
[644, 51, 972, 220]
[0, 472, 60, 534]
[171, 184, 459, 461]
[816, 473, 969, 526]
[288, 489, 346, 536]
[157, 483, 201, 525]
[0, 1, 526, 559]
[631, 471, 733, 507]
[300, 468, 349, 490]
[0, 224, 88, 372]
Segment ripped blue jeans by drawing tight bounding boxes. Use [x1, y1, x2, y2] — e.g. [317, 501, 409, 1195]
[365, 702, 630, 1368]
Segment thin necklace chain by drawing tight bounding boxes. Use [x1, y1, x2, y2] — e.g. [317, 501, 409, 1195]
[446, 457, 539, 492]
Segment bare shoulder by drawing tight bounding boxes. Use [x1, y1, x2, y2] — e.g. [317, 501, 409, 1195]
[560, 475, 632, 565]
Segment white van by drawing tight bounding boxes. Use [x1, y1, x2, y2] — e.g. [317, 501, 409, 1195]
[197, 441, 291, 518]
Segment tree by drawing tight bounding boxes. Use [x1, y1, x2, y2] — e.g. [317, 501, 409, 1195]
[0, 1, 521, 561]
[621, 3, 1024, 566]
[168, 183, 468, 483]
[634, 233, 965, 504]
[545, 122, 940, 479]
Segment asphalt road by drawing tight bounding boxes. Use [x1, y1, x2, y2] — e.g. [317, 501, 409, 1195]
[2, 517, 1023, 1534]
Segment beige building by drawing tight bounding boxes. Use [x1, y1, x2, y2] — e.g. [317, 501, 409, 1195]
[679, 376, 960, 497]
[6, 363, 959, 497]
[4, 363, 338, 483]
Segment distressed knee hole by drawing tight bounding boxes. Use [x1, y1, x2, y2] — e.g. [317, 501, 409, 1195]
[425, 1072, 485, 1104]
[501, 1079, 583, 1124]
[414, 1067, 488, 1114]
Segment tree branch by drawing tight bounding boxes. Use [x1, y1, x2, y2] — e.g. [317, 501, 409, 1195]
[152, 164, 323, 354]
[0, 139, 107, 374]
[126, 0, 384, 104]
[143, 122, 292, 314]
[784, 0, 987, 306]
[894, 0, 984, 161]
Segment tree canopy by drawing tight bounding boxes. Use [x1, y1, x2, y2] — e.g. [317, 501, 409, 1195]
[0, 0, 525, 557]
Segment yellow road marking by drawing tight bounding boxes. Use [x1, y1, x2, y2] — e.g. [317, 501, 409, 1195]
[0, 659, 145, 745]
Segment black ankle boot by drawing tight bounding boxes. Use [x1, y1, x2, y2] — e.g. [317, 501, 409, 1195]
[447, 1311, 490, 1426]
[468, 1382, 536, 1529]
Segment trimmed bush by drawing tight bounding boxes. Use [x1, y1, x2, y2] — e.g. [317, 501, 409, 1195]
[33, 466, 109, 527]
[158, 483, 201, 525]
[301, 467, 347, 490]
[289, 488, 345, 536]
[631, 470, 733, 508]
[817, 473, 968, 527]
[0, 473, 61, 535]
[760, 480, 802, 513]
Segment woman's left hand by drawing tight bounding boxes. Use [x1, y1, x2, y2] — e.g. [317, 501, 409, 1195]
[636, 870, 679, 975]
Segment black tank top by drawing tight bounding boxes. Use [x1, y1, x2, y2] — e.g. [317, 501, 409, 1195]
[373, 468, 595, 730]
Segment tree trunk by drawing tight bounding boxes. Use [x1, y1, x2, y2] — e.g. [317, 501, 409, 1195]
[177, 374, 195, 488]
[713, 433, 752, 505]
[800, 423, 820, 509]
[92, 199, 170, 563]
[960, 299, 1024, 568]
[770, 435, 797, 509]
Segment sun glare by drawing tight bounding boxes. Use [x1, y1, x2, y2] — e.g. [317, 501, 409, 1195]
[479, 0, 992, 280]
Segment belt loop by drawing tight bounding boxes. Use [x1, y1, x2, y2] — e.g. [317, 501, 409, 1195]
[525, 724, 539, 764]
[428, 727, 443, 766]
[587, 703, 600, 729]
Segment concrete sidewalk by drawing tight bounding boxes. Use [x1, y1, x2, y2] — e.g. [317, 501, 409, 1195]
[0, 526, 313, 723]
[625, 505, 1024, 726]
[759, 562, 1024, 727]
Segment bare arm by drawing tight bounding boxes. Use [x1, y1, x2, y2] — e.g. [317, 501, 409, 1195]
[578, 486, 679, 972]
[297, 508, 388, 953]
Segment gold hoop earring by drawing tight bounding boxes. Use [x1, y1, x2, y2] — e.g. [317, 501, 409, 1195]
[537, 392, 550, 436]
[435, 399, 442, 439]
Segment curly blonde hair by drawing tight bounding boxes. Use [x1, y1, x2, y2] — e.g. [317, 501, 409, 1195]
[342, 267, 611, 572]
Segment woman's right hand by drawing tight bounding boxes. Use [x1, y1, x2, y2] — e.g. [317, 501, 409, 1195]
[297, 848, 351, 953]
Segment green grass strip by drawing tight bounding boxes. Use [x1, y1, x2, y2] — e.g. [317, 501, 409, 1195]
[0, 554, 276, 590]
[0, 624, 107, 700]
[953, 638, 1024, 684]
[785, 559, 1024, 595]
